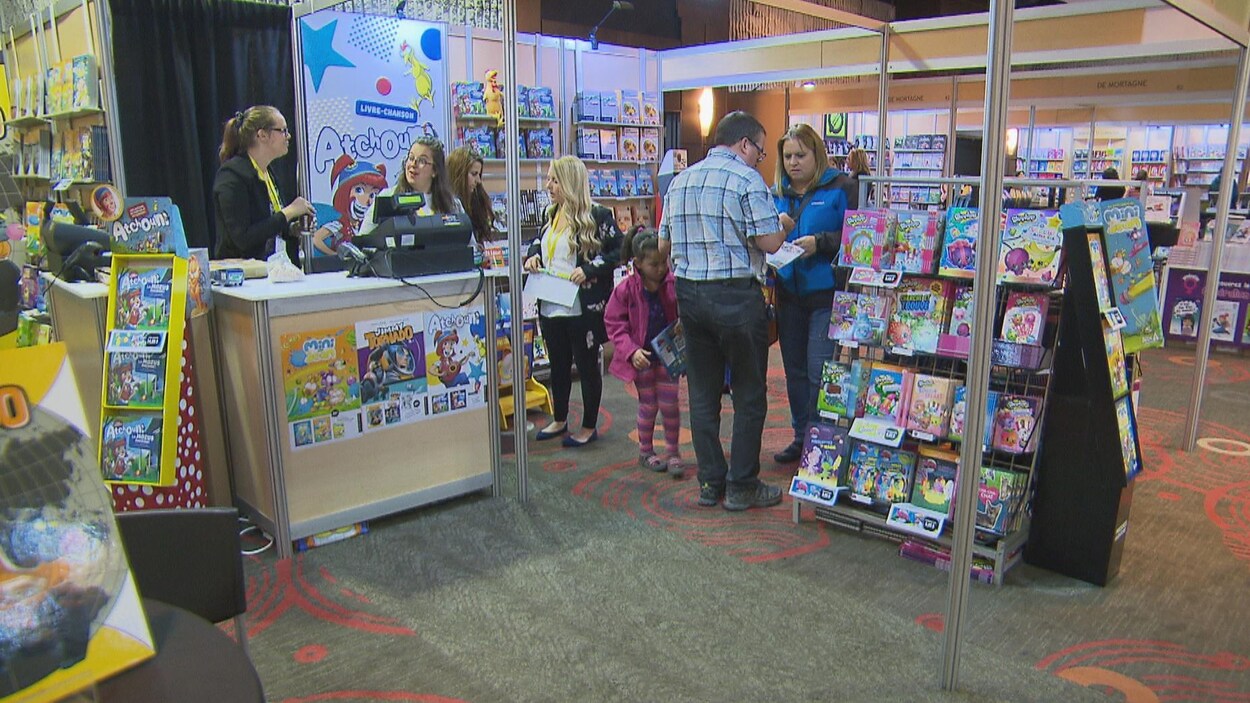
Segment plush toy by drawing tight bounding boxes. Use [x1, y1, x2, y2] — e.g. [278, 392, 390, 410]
[483, 69, 504, 127]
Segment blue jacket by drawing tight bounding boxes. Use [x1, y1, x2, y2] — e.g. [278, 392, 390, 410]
[773, 167, 849, 299]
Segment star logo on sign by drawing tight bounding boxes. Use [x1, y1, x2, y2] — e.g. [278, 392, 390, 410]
[301, 18, 355, 92]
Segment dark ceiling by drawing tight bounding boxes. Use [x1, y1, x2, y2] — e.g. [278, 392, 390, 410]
[535, 0, 1068, 49]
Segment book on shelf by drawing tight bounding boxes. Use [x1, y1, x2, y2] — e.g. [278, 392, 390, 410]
[938, 207, 979, 278]
[1000, 291, 1049, 346]
[997, 209, 1062, 285]
[910, 446, 959, 515]
[796, 422, 851, 488]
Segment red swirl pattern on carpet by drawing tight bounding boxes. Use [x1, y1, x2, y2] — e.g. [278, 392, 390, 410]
[1036, 639, 1250, 702]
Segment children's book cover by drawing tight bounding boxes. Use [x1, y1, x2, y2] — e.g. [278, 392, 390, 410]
[650, 319, 688, 377]
[911, 447, 959, 515]
[106, 352, 165, 408]
[100, 412, 163, 484]
[851, 292, 891, 346]
[113, 267, 172, 331]
[890, 210, 941, 274]
[1087, 232, 1117, 310]
[976, 466, 1028, 534]
[619, 127, 641, 162]
[946, 285, 974, 338]
[599, 129, 618, 161]
[641, 128, 660, 162]
[999, 291, 1048, 345]
[110, 197, 189, 257]
[949, 386, 998, 447]
[1210, 299, 1240, 343]
[997, 209, 1063, 285]
[528, 86, 555, 119]
[641, 92, 661, 125]
[872, 445, 917, 505]
[280, 326, 362, 423]
[424, 306, 488, 414]
[991, 394, 1041, 454]
[617, 89, 641, 124]
[1115, 396, 1141, 478]
[1100, 199, 1163, 353]
[863, 364, 911, 426]
[1103, 324, 1129, 398]
[939, 207, 980, 278]
[839, 210, 893, 269]
[906, 374, 954, 438]
[816, 360, 866, 419]
[887, 277, 950, 354]
[828, 291, 859, 342]
[356, 313, 427, 408]
[796, 423, 851, 487]
[847, 441, 881, 500]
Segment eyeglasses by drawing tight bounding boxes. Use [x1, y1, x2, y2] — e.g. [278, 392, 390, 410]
[745, 136, 766, 163]
[406, 156, 433, 168]
[267, 126, 290, 135]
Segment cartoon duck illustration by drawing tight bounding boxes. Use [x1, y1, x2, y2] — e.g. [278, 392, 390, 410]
[483, 69, 504, 127]
[400, 41, 435, 115]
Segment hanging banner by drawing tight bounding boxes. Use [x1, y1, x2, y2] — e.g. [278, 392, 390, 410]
[299, 11, 448, 250]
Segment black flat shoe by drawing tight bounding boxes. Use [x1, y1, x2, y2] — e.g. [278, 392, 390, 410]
[773, 441, 803, 463]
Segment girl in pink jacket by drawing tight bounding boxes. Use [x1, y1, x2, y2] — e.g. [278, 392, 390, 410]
[604, 227, 684, 479]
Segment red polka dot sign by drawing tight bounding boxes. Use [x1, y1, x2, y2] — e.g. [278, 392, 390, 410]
[112, 329, 207, 511]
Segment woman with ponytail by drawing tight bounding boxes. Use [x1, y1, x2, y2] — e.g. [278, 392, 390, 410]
[522, 155, 623, 447]
[212, 105, 314, 260]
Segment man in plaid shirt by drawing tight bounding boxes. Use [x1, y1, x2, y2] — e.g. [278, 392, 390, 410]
[658, 111, 791, 511]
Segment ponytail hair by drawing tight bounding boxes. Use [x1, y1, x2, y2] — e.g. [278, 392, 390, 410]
[219, 105, 281, 164]
[622, 225, 659, 262]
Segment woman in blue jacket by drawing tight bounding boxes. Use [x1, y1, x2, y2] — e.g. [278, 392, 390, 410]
[771, 123, 850, 463]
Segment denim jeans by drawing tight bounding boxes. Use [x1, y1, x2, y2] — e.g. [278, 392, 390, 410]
[675, 278, 770, 490]
[776, 294, 837, 444]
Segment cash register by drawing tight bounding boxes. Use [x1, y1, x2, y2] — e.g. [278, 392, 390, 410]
[342, 193, 476, 278]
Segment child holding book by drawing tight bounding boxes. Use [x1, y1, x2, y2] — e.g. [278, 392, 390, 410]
[604, 227, 685, 478]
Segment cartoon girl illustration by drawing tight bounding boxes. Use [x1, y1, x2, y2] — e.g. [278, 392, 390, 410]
[311, 155, 388, 256]
[187, 254, 209, 315]
[431, 329, 468, 387]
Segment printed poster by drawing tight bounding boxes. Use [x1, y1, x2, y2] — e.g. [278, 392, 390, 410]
[424, 305, 488, 417]
[357, 312, 428, 431]
[299, 11, 448, 253]
[280, 326, 363, 450]
[1160, 268, 1250, 346]
[1100, 198, 1163, 353]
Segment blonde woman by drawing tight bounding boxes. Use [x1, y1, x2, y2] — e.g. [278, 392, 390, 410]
[523, 156, 623, 447]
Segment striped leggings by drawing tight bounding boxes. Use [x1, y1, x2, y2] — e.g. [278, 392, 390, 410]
[635, 364, 681, 457]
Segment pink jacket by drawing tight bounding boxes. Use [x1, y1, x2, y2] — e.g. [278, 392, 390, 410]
[603, 271, 678, 383]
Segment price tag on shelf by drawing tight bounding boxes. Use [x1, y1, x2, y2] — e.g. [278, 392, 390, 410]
[850, 417, 904, 447]
[889, 346, 914, 357]
[908, 429, 936, 443]
[849, 268, 903, 288]
[52, 178, 72, 192]
[886, 503, 947, 540]
[788, 477, 843, 507]
[817, 410, 841, 421]
[842, 340, 859, 349]
[1104, 309, 1127, 331]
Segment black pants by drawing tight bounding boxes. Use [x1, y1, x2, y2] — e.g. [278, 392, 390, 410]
[541, 315, 602, 430]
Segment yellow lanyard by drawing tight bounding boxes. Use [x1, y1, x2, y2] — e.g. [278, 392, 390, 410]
[251, 157, 283, 214]
[544, 209, 567, 266]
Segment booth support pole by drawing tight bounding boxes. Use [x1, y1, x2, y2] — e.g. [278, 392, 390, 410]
[291, 14, 309, 201]
[503, 0, 530, 501]
[92, 0, 126, 194]
[1025, 105, 1036, 174]
[1086, 109, 1096, 179]
[876, 27, 888, 179]
[1183, 46, 1250, 450]
[941, 0, 1013, 690]
[944, 77, 957, 179]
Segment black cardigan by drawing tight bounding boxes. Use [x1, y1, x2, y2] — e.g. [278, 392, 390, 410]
[526, 204, 623, 338]
[212, 154, 292, 260]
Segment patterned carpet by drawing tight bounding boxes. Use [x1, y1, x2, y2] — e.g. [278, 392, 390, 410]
[238, 346, 1250, 702]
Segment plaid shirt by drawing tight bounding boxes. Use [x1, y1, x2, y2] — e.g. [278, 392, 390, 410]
[658, 147, 781, 282]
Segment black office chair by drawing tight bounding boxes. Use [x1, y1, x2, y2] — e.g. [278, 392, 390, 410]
[114, 507, 250, 656]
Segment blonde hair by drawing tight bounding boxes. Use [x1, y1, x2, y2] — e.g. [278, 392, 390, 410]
[218, 105, 281, 164]
[545, 156, 601, 257]
[773, 123, 830, 194]
[847, 148, 871, 177]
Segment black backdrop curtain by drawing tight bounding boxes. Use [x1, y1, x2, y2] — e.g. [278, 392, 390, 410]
[110, 0, 295, 253]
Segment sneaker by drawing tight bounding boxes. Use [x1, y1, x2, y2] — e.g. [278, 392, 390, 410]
[773, 440, 803, 464]
[697, 482, 724, 507]
[723, 482, 783, 511]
